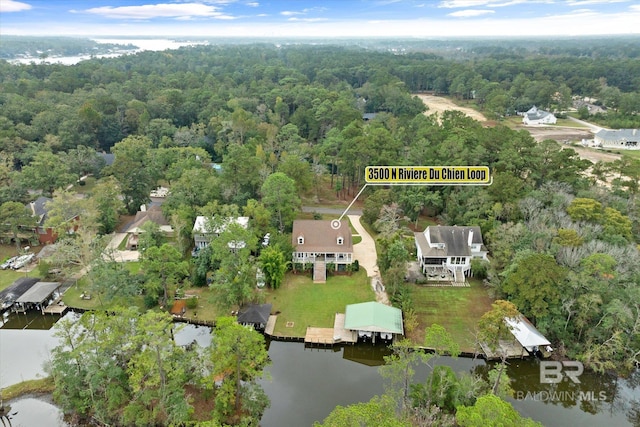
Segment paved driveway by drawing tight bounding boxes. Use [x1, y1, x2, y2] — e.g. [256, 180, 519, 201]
[348, 215, 389, 305]
[104, 232, 140, 262]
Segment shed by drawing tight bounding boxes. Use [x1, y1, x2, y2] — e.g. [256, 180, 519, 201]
[505, 315, 551, 353]
[344, 302, 403, 342]
[237, 303, 272, 331]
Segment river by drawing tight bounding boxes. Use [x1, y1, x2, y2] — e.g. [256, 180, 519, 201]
[1, 314, 638, 426]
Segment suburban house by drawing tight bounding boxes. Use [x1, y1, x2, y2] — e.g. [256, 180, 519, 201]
[414, 225, 488, 283]
[594, 129, 639, 149]
[192, 216, 249, 250]
[125, 205, 173, 250]
[291, 219, 353, 283]
[522, 106, 557, 125]
[27, 196, 79, 244]
[344, 302, 404, 343]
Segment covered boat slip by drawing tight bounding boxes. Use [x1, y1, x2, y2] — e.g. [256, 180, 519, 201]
[481, 315, 552, 360]
[0, 277, 40, 312]
[14, 282, 61, 314]
[344, 302, 404, 344]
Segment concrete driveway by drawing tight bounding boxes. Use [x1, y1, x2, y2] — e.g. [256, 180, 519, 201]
[348, 215, 389, 305]
[103, 232, 140, 262]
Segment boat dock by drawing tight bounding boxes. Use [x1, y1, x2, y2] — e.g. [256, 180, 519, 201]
[480, 339, 527, 360]
[43, 296, 68, 315]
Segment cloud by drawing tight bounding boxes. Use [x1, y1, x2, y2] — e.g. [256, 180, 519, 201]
[439, 0, 543, 7]
[448, 9, 496, 17]
[82, 2, 224, 20]
[287, 17, 328, 22]
[280, 10, 303, 16]
[1, 0, 32, 12]
[567, 0, 627, 5]
[246, 2, 259, 6]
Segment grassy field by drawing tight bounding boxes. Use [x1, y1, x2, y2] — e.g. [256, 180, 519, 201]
[264, 270, 374, 337]
[409, 279, 493, 352]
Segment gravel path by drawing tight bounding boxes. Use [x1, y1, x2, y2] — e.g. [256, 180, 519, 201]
[348, 215, 389, 305]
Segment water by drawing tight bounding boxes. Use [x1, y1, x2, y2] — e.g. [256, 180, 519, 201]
[8, 38, 208, 65]
[1, 397, 68, 427]
[1, 316, 638, 427]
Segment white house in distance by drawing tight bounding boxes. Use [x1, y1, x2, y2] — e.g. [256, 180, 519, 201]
[193, 216, 249, 249]
[522, 106, 557, 125]
[292, 220, 353, 283]
[594, 129, 639, 150]
[414, 225, 488, 283]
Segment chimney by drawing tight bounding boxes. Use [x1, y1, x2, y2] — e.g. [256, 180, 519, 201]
[468, 229, 474, 247]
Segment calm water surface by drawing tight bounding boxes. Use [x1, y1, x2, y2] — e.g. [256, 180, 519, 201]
[1, 315, 638, 427]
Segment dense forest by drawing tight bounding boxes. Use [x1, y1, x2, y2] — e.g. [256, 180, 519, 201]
[0, 38, 639, 425]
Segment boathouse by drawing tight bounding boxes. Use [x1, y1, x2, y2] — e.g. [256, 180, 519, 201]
[344, 302, 404, 343]
[237, 303, 272, 331]
[14, 282, 61, 314]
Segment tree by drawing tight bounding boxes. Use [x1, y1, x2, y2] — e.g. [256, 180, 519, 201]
[260, 172, 300, 232]
[141, 243, 189, 307]
[315, 395, 411, 427]
[90, 176, 125, 234]
[501, 252, 567, 324]
[374, 202, 406, 237]
[567, 197, 602, 222]
[209, 317, 270, 425]
[106, 135, 156, 214]
[19, 150, 74, 196]
[259, 245, 289, 289]
[456, 394, 543, 427]
[0, 201, 35, 251]
[63, 145, 106, 180]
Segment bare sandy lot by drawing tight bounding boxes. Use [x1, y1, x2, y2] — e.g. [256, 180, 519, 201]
[415, 94, 620, 164]
[415, 94, 488, 123]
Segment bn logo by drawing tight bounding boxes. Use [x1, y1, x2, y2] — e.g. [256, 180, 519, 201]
[540, 361, 583, 384]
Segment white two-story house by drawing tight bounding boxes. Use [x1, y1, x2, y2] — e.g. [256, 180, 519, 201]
[414, 225, 488, 283]
[193, 216, 249, 250]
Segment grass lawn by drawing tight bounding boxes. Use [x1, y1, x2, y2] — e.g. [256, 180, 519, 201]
[409, 279, 494, 352]
[264, 270, 374, 337]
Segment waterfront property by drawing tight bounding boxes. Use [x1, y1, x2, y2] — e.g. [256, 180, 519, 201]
[13, 281, 61, 314]
[0, 277, 40, 313]
[126, 205, 173, 250]
[480, 314, 552, 360]
[414, 225, 488, 283]
[291, 220, 353, 283]
[344, 302, 404, 344]
[237, 303, 272, 331]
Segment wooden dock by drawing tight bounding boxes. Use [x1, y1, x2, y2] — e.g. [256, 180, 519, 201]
[43, 299, 68, 315]
[333, 313, 356, 344]
[265, 315, 277, 336]
[304, 327, 335, 345]
[480, 339, 526, 360]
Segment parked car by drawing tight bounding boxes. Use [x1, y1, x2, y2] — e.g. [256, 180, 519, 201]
[1, 256, 19, 270]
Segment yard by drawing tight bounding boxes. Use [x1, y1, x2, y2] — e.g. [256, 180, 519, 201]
[264, 270, 374, 337]
[409, 279, 494, 353]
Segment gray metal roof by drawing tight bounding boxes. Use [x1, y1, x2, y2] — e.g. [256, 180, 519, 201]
[595, 128, 640, 142]
[15, 282, 60, 304]
[237, 303, 272, 325]
[415, 225, 485, 258]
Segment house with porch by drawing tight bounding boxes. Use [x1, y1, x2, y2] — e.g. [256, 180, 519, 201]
[125, 205, 173, 250]
[192, 216, 249, 250]
[414, 225, 488, 283]
[292, 220, 353, 283]
[522, 106, 557, 125]
[594, 129, 639, 150]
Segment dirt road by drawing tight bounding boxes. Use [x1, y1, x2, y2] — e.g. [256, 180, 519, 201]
[415, 94, 488, 122]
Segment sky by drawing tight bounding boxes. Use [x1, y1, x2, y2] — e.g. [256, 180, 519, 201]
[1, 0, 640, 38]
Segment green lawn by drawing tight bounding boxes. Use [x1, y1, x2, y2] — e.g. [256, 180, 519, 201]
[410, 279, 493, 352]
[264, 270, 374, 337]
